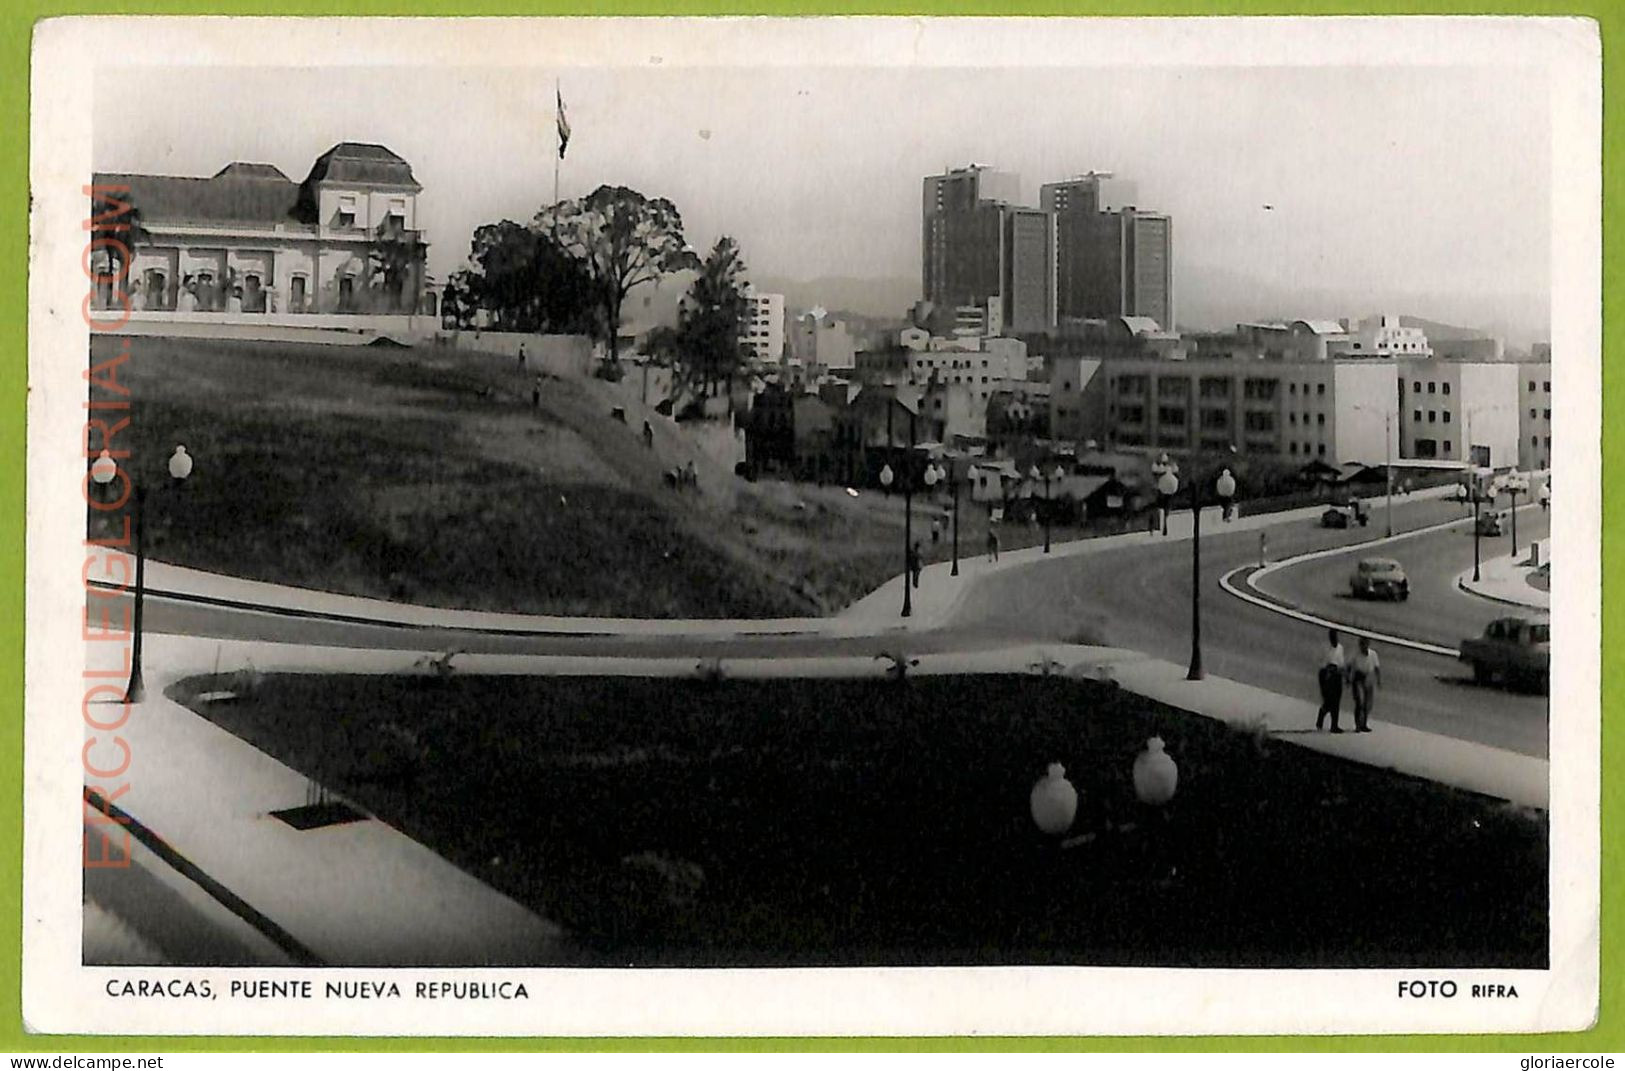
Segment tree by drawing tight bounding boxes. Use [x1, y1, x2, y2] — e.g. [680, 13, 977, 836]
[535, 187, 699, 367]
[369, 220, 428, 314]
[86, 186, 150, 307]
[677, 236, 751, 401]
[441, 268, 475, 329]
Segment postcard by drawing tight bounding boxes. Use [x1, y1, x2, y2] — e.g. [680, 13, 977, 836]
[23, 14, 1601, 1036]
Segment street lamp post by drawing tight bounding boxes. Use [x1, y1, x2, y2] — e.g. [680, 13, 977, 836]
[1030, 463, 1055, 553]
[89, 445, 192, 704]
[1472, 484, 1483, 582]
[1509, 480, 1519, 558]
[1383, 411, 1394, 538]
[947, 460, 961, 577]
[1188, 453, 1237, 682]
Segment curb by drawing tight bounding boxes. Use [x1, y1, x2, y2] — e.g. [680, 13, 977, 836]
[1219, 565, 1460, 658]
[1455, 573, 1551, 612]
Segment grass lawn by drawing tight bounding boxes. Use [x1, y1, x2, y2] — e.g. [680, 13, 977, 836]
[94, 334, 920, 617]
[91, 332, 1383, 620]
[176, 672, 1547, 968]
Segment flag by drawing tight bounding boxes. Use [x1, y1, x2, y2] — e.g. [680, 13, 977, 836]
[556, 87, 571, 160]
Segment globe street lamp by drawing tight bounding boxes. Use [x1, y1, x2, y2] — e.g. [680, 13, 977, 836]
[1156, 468, 1179, 537]
[89, 444, 193, 703]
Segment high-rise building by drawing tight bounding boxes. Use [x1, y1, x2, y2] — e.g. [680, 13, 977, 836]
[922, 166, 1057, 335]
[1042, 172, 1174, 333]
[922, 166, 1016, 322]
[1002, 208, 1056, 333]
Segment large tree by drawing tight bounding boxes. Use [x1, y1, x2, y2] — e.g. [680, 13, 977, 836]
[677, 236, 751, 399]
[462, 220, 596, 333]
[534, 186, 698, 366]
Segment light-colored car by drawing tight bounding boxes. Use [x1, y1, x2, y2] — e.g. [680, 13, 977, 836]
[1459, 616, 1550, 692]
[1350, 557, 1409, 601]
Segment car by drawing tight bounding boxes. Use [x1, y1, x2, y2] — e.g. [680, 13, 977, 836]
[1475, 510, 1508, 537]
[1459, 616, 1550, 692]
[1350, 557, 1409, 600]
[1320, 507, 1351, 529]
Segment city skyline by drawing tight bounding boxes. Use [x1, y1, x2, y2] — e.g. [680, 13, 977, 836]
[95, 63, 1550, 341]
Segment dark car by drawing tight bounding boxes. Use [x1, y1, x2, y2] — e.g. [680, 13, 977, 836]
[1350, 557, 1410, 600]
[1459, 616, 1551, 692]
[1321, 507, 1351, 529]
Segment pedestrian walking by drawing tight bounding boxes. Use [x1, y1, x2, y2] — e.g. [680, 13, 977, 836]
[1316, 629, 1348, 733]
[1348, 637, 1381, 733]
[986, 526, 1000, 562]
[642, 419, 655, 450]
[532, 375, 542, 408]
[931, 517, 942, 546]
[1539, 482, 1550, 512]
[517, 342, 527, 369]
[908, 541, 923, 589]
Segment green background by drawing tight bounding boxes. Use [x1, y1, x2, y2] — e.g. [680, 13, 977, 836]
[1, 0, 1615, 1053]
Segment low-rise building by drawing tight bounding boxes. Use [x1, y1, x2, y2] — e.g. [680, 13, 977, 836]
[1393, 358, 1520, 468]
[1051, 355, 1400, 466]
[1518, 362, 1553, 471]
[90, 142, 429, 317]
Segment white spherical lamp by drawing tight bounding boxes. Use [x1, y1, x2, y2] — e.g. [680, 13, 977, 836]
[1132, 737, 1179, 806]
[1030, 762, 1078, 835]
[90, 449, 117, 486]
[168, 445, 194, 481]
[879, 463, 894, 488]
[1215, 468, 1237, 500]
[1156, 471, 1179, 498]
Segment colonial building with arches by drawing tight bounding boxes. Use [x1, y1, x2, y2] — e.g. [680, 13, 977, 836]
[90, 142, 430, 319]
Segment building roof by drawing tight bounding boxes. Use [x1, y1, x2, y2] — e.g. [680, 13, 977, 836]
[1118, 316, 1163, 335]
[301, 142, 421, 189]
[1293, 319, 1347, 335]
[91, 142, 418, 229]
[92, 170, 307, 227]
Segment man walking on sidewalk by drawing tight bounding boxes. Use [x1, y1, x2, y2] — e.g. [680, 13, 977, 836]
[1348, 637, 1381, 733]
[1316, 629, 1348, 733]
[908, 541, 923, 589]
[986, 526, 1000, 563]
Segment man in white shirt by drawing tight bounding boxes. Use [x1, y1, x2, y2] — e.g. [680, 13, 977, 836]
[1348, 637, 1382, 733]
[1316, 629, 1347, 733]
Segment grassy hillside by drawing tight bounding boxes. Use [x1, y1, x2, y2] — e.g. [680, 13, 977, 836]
[89, 334, 956, 618]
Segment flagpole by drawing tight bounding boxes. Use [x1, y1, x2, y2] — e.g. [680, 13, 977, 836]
[553, 77, 561, 209]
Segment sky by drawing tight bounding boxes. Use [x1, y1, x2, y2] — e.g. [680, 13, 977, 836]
[95, 63, 1551, 338]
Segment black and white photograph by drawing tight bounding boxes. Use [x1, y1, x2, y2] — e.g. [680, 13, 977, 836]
[25, 16, 1600, 1037]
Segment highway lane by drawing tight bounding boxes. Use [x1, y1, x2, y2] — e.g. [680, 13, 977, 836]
[948, 494, 1549, 758]
[1253, 505, 1549, 649]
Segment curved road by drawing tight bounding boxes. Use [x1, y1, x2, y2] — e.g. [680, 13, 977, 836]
[949, 495, 1549, 758]
[1253, 507, 1548, 650]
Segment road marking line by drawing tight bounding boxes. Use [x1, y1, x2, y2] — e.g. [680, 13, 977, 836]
[1219, 564, 1460, 656]
[1218, 511, 1490, 656]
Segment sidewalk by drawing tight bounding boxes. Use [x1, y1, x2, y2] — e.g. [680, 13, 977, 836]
[91, 485, 1462, 640]
[1458, 548, 1551, 611]
[106, 632, 571, 967]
